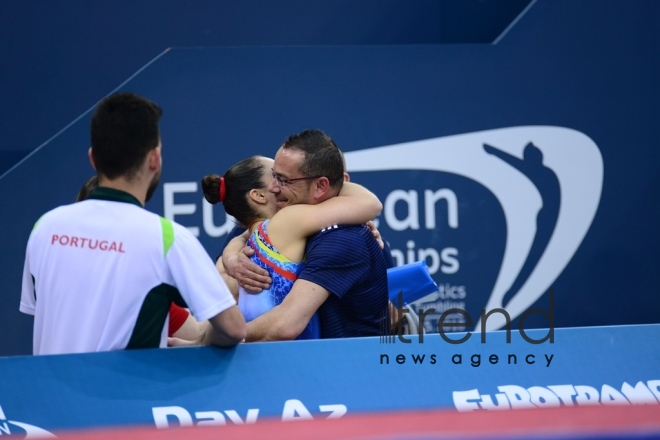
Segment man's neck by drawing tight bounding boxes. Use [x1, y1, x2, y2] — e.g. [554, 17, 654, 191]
[97, 177, 146, 206]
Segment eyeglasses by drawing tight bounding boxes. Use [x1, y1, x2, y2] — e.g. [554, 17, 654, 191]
[271, 169, 323, 188]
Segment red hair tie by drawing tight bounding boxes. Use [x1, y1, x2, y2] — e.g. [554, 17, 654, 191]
[219, 177, 226, 202]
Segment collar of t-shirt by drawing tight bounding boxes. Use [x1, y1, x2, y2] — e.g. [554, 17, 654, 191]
[87, 187, 142, 207]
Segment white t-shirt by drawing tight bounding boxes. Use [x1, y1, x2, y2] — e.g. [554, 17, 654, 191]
[20, 187, 235, 355]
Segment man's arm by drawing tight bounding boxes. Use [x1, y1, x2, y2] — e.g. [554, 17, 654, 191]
[246, 279, 330, 341]
[165, 222, 246, 347]
[204, 305, 247, 346]
[222, 233, 271, 293]
[215, 258, 239, 301]
[169, 305, 246, 347]
[20, 248, 36, 316]
[171, 313, 210, 341]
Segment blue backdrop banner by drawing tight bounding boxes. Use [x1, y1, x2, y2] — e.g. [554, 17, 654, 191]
[1, 0, 659, 356]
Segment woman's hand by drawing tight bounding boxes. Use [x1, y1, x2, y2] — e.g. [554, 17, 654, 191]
[366, 220, 385, 250]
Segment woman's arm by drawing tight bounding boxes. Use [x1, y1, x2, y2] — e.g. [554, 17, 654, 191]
[274, 181, 382, 239]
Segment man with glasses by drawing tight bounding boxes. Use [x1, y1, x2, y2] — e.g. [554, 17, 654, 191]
[223, 129, 390, 340]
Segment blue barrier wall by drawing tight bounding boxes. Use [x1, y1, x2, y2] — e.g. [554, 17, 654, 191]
[1, 0, 659, 356]
[0, 324, 658, 435]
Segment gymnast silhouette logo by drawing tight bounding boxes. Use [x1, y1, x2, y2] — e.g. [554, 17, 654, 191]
[0, 404, 56, 438]
[345, 126, 603, 331]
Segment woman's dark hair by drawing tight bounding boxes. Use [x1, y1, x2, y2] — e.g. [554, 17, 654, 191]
[76, 175, 99, 202]
[201, 156, 267, 227]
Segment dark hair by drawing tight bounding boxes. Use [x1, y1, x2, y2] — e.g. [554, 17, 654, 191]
[281, 129, 344, 190]
[90, 92, 162, 180]
[76, 175, 98, 202]
[201, 156, 267, 227]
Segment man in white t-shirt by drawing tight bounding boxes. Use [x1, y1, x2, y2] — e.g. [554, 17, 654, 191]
[20, 92, 246, 355]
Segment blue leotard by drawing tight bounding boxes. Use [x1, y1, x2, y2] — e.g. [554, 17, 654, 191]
[238, 220, 321, 339]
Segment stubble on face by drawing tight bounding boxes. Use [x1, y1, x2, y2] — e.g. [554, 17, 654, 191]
[145, 169, 161, 203]
[145, 143, 162, 203]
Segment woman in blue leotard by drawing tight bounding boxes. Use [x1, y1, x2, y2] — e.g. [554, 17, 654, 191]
[201, 155, 381, 339]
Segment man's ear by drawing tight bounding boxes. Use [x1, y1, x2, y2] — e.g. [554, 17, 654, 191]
[313, 177, 332, 200]
[88, 147, 96, 170]
[147, 146, 161, 171]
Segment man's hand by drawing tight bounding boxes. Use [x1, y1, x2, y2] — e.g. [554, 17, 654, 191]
[224, 246, 272, 293]
[168, 305, 246, 347]
[168, 335, 245, 348]
[366, 220, 385, 250]
[168, 336, 201, 347]
[389, 301, 400, 330]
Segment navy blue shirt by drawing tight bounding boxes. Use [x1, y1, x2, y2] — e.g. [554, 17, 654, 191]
[219, 224, 396, 268]
[299, 224, 390, 338]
